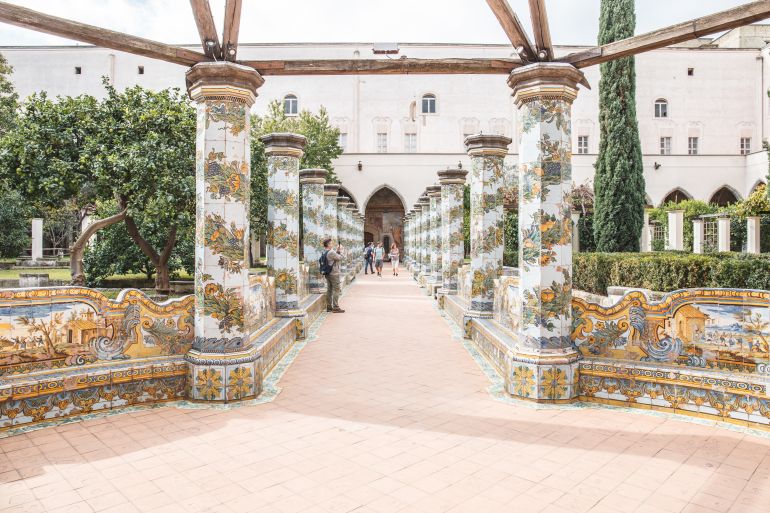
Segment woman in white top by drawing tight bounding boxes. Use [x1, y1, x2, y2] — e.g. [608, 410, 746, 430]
[389, 243, 400, 276]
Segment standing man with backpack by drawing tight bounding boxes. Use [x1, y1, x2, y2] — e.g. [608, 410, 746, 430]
[320, 238, 345, 313]
[364, 242, 374, 275]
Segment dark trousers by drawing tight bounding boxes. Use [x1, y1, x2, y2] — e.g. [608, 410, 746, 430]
[365, 257, 374, 274]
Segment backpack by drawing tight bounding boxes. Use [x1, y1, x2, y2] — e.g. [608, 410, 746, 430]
[365, 247, 373, 259]
[319, 250, 334, 276]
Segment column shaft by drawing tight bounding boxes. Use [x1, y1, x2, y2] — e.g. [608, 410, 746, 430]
[427, 185, 442, 280]
[438, 169, 468, 293]
[465, 135, 510, 315]
[300, 169, 328, 293]
[263, 133, 307, 313]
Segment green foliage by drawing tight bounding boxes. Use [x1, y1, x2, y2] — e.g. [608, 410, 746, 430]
[0, 92, 98, 209]
[250, 100, 342, 235]
[648, 199, 718, 251]
[574, 252, 770, 295]
[0, 185, 31, 258]
[503, 211, 518, 267]
[593, 0, 645, 252]
[0, 52, 18, 137]
[83, 202, 194, 287]
[577, 214, 596, 252]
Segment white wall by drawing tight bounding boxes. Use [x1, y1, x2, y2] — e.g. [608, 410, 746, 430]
[2, 41, 766, 212]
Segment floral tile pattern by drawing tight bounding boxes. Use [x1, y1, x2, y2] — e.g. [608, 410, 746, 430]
[517, 99, 574, 351]
[300, 174, 326, 292]
[439, 172, 467, 293]
[194, 99, 251, 353]
[266, 151, 302, 311]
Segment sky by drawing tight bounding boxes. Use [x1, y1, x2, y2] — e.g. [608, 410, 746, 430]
[0, 0, 755, 48]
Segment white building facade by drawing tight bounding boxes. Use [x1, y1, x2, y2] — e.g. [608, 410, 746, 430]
[3, 26, 770, 246]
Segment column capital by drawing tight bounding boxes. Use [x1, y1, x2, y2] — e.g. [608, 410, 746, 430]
[506, 62, 588, 108]
[464, 134, 512, 157]
[186, 61, 264, 106]
[299, 168, 328, 184]
[426, 185, 442, 198]
[418, 195, 430, 207]
[324, 183, 340, 196]
[438, 168, 468, 185]
[337, 196, 350, 207]
[260, 133, 307, 158]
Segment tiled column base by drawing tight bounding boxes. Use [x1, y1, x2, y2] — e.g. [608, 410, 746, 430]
[506, 354, 580, 402]
[186, 352, 261, 402]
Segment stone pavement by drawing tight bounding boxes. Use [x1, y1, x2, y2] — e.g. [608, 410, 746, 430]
[2, 268, 770, 513]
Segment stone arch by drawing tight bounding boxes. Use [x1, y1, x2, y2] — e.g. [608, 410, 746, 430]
[659, 187, 692, 206]
[364, 185, 407, 254]
[709, 185, 741, 207]
[750, 180, 766, 194]
[337, 185, 359, 209]
[363, 184, 407, 213]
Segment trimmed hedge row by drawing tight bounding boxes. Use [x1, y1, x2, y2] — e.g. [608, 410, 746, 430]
[573, 252, 770, 295]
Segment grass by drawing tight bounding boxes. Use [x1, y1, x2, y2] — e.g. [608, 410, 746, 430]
[0, 267, 72, 281]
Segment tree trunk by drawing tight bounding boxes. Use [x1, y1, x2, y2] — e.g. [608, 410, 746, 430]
[124, 216, 177, 294]
[70, 208, 127, 285]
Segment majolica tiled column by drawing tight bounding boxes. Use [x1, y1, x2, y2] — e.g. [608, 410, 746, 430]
[337, 197, 349, 275]
[412, 204, 421, 277]
[347, 204, 358, 274]
[262, 133, 307, 314]
[404, 213, 412, 265]
[507, 62, 585, 402]
[186, 62, 263, 402]
[427, 185, 442, 282]
[438, 169, 468, 294]
[300, 168, 328, 293]
[419, 195, 431, 278]
[464, 135, 510, 316]
[323, 184, 340, 244]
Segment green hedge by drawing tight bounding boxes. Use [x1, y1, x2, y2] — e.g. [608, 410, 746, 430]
[574, 252, 770, 295]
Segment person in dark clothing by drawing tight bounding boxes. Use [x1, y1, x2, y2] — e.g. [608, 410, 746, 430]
[364, 242, 375, 274]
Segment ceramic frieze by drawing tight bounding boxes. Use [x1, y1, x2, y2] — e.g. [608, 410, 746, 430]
[0, 288, 194, 377]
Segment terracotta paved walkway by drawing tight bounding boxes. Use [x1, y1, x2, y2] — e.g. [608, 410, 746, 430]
[3, 269, 770, 513]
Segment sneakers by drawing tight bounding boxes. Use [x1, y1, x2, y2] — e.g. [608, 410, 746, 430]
[331, 307, 345, 313]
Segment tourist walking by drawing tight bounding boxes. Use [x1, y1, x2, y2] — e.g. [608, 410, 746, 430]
[320, 238, 345, 313]
[364, 242, 374, 275]
[389, 243, 400, 276]
[374, 242, 384, 277]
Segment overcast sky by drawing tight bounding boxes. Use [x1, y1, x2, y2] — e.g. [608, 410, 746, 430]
[0, 0, 755, 47]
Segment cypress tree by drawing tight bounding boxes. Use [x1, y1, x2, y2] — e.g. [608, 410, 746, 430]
[592, 0, 645, 252]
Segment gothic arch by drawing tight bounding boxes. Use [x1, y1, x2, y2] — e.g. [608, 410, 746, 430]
[337, 185, 359, 209]
[363, 184, 407, 212]
[659, 187, 692, 206]
[750, 180, 766, 194]
[709, 185, 741, 207]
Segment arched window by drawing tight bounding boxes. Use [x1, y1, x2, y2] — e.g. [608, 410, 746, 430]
[661, 188, 691, 205]
[283, 94, 298, 116]
[709, 186, 739, 207]
[654, 99, 668, 118]
[421, 94, 436, 114]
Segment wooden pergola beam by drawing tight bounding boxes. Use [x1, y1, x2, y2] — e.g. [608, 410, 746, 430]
[528, 0, 553, 60]
[560, 0, 770, 68]
[484, 0, 537, 62]
[222, 0, 242, 61]
[0, 1, 205, 67]
[189, 0, 221, 59]
[239, 58, 521, 75]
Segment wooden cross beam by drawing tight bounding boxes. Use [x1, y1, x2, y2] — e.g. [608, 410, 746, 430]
[560, 0, 770, 68]
[189, 0, 221, 59]
[484, 0, 537, 62]
[239, 58, 521, 75]
[222, 0, 242, 61]
[0, 1, 206, 67]
[528, 0, 553, 60]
